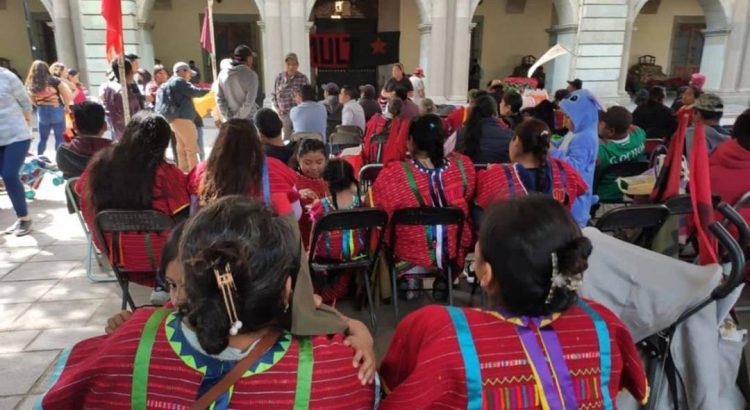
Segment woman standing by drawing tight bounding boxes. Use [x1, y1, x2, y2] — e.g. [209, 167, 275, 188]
[381, 63, 414, 99]
[0, 67, 34, 236]
[25, 60, 72, 155]
[67, 68, 87, 105]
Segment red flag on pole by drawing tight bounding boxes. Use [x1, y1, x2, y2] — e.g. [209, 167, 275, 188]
[651, 112, 689, 202]
[101, 0, 123, 63]
[689, 121, 719, 265]
[201, 7, 214, 54]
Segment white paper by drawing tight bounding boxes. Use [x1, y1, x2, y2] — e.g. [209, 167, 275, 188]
[528, 43, 572, 78]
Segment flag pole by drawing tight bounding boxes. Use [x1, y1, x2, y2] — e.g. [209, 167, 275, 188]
[208, 0, 218, 82]
[118, 54, 131, 124]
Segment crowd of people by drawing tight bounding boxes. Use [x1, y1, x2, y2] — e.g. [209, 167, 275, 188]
[1, 41, 750, 408]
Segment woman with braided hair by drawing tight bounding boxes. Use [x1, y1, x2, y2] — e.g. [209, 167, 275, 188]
[474, 118, 587, 225]
[380, 195, 648, 409]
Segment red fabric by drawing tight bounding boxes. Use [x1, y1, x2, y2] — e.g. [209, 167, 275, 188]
[689, 121, 719, 265]
[651, 112, 689, 202]
[710, 139, 750, 238]
[380, 302, 648, 410]
[187, 158, 299, 216]
[77, 162, 189, 285]
[40, 309, 374, 409]
[372, 154, 476, 270]
[361, 114, 410, 165]
[447, 106, 467, 136]
[200, 7, 214, 54]
[296, 173, 328, 250]
[309, 198, 366, 261]
[101, 0, 123, 62]
[676, 105, 694, 127]
[475, 159, 588, 211]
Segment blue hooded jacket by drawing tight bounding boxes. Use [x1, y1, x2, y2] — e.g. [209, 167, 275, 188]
[550, 89, 602, 226]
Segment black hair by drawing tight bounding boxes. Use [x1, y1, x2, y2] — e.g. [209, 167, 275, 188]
[156, 222, 186, 285]
[733, 109, 750, 151]
[388, 98, 403, 117]
[458, 95, 497, 159]
[341, 85, 359, 100]
[684, 85, 702, 100]
[111, 59, 133, 82]
[697, 109, 723, 122]
[554, 89, 570, 103]
[323, 159, 358, 210]
[299, 84, 317, 102]
[479, 195, 592, 316]
[86, 112, 170, 213]
[254, 108, 283, 138]
[71, 101, 106, 136]
[296, 138, 326, 160]
[189, 60, 195, 65]
[648, 86, 666, 104]
[181, 196, 300, 354]
[394, 86, 408, 101]
[472, 90, 489, 103]
[514, 119, 552, 193]
[601, 106, 633, 135]
[409, 114, 446, 167]
[67, 68, 79, 77]
[361, 84, 376, 99]
[502, 91, 523, 114]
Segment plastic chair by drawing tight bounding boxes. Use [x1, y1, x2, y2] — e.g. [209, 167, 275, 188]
[593, 160, 650, 204]
[358, 163, 383, 200]
[308, 208, 388, 330]
[664, 193, 722, 215]
[94, 210, 174, 310]
[329, 125, 364, 155]
[65, 178, 113, 283]
[388, 207, 465, 320]
[291, 132, 324, 142]
[595, 204, 671, 249]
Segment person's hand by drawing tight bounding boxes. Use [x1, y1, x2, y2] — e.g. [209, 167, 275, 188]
[313, 293, 323, 308]
[299, 189, 319, 201]
[344, 319, 376, 385]
[105, 310, 133, 334]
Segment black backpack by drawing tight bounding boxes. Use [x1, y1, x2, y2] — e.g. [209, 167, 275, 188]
[155, 82, 179, 120]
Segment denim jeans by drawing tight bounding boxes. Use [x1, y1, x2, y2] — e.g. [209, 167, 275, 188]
[0, 139, 31, 217]
[36, 105, 66, 155]
[197, 126, 205, 161]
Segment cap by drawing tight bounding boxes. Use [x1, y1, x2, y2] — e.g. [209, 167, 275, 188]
[125, 53, 139, 61]
[233, 45, 257, 62]
[690, 73, 707, 90]
[694, 93, 724, 113]
[173, 62, 197, 77]
[567, 78, 583, 90]
[414, 67, 424, 77]
[324, 82, 340, 95]
[285, 53, 299, 64]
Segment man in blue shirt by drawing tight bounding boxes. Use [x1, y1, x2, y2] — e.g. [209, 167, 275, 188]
[290, 84, 327, 140]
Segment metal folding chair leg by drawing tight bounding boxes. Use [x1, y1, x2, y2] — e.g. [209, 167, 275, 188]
[84, 234, 116, 283]
[447, 265, 454, 306]
[362, 269, 377, 332]
[391, 263, 399, 321]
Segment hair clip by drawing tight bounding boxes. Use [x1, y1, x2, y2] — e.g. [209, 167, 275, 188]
[540, 130, 550, 137]
[214, 262, 243, 336]
[544, 252, 583, 305]
[429, 122, 437, 129]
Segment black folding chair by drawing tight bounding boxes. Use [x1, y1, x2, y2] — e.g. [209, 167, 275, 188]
[358, 163, 383, 200]
[94, 210, 174, 310]
[474, 163, 488, 172]
[595, 204, 670, 249]
[291, 132, 324, 142]
[593, 160, 650, 204]
[388, 207, 464, 320]
[65, 178, 112, 283]
[309, 208, 388, 330]
[664, 193, 722, 216]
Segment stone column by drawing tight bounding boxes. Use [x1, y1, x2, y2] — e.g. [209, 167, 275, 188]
[259, 0, 285, 108]
[289, 0, 311, 78]
[418, 23, 432, 91]
[51, 0, 78, 67]
[700, 29, 730, 92]
[546, 24, 578, 94]
[137, 22, 156, 72]
[427, 0, 448, 103]
[448, 0, 473, 103]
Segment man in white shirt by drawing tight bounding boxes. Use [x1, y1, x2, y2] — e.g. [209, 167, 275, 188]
[339, 85, 366, 132]
[410, 67, 426, 105]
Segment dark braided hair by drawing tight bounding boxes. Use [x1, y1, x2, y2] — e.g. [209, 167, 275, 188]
[409, 114, 447, 168]
[322, 159, 358, 210]
[514, 119, 552, 193]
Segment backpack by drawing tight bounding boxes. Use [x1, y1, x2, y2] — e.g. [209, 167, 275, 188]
[155, 82, 178, 120]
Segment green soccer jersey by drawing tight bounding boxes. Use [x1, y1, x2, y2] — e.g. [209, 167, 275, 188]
[596, 126, 647, 202]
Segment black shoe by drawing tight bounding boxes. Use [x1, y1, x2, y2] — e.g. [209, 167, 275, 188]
[5, 220, 32, 237]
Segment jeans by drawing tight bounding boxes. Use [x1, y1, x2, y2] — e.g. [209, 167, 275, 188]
[36, 105, 66, 155]
[196, 126, 205, 161]
[0, 139, 31, 218]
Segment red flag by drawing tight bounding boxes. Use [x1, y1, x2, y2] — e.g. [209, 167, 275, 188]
[101, 0, 123, 63]
[200, 7, 214, 54]
[651, 112, 689, 202]
[689, 121, 719, 265]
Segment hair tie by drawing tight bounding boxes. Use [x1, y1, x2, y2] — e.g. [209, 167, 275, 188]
[429, 122, 437, 130]
[544, 252, 583, 305]
[540, 130, 550, 137]
[214, 262, 243, 336]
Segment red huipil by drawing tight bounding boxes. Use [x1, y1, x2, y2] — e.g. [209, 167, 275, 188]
[710, 139, 750, 240]
[380, 301, 649, 410]
[187, 157, 299, 217]
[373, 154, 476, 272]
[38, 309, 376, 410]
[297, 173, 329, 250]
[77, 161, 189, 286]
[361, 113, 411, 165]
[475, 159, 588, 211]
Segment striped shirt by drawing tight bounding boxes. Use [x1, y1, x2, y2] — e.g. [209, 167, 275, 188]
[272, 71, 309, 114]
[0, 68, 32, 145]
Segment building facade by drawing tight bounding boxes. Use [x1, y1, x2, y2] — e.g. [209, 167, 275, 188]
[2, 0, 749, 106]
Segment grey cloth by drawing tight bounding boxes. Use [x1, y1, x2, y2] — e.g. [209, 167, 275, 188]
[216, 64, 259, 121]
[164, 76, 209, 120]
[0, 67, 32, 146]
[685, 124, 731, 158]
[581, 227, 746, 410]
[342, 100, 366, 132]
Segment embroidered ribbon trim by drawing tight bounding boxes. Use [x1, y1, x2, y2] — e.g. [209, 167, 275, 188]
[446, 306, 483, 410]
[293, 337, 314, 410]
[577, 300, 614, 410]
[132, 308, 172, 409]
[262, 160, 271, 207]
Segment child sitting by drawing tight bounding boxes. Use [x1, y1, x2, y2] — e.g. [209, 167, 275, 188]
[309, 159, 365, 303]
[294, 138, 329, 249]
[596, 106, 646, 203]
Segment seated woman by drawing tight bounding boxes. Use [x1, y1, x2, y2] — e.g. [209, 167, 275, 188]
[39, 196, 377, 409]
[361, 98, 410, 165]
[456, 94, 513, 164]
[475, 118, 587, 214]
[188, 119, 299, 217]
[379, 195, 648, 409]
[77, 112, 189, 301]
[373, 114, 476, 300]
[294, 139, 329, 250]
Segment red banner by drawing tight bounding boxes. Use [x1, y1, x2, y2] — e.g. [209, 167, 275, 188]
[310, 34, 351, 69]
[101, 0, 123, 63]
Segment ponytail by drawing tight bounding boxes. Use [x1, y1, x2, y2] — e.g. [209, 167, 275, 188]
[409, 114, 446, 167]
[514, 119, 551, 191]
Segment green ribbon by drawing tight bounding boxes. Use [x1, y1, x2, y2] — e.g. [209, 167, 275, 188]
[132, 308, 171, 409]
[401, 161, 437, 264]
[293, 337, 314, 410]
[144, 233, 157, 273]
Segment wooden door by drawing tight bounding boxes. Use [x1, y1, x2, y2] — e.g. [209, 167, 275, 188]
[670, 23, 705, 79]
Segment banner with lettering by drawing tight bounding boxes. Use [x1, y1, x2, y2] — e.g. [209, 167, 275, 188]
[310, 33, 351, 69]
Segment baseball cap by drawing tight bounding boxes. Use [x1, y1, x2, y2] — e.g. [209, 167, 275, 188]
[694, 93, 724, 113]
[324, 82, 340, 95]
[173, 62, 197, 77]
[567, 78, 583, 89]
[125, 53, 139, 61]
[233, 45, 257, 62]
[285, 53, 299, 64]
[414, 67, 424, 77]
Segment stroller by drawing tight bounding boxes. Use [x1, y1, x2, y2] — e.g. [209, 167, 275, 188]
[19, 155, 64, 199]
[580, 206, 748, 410]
